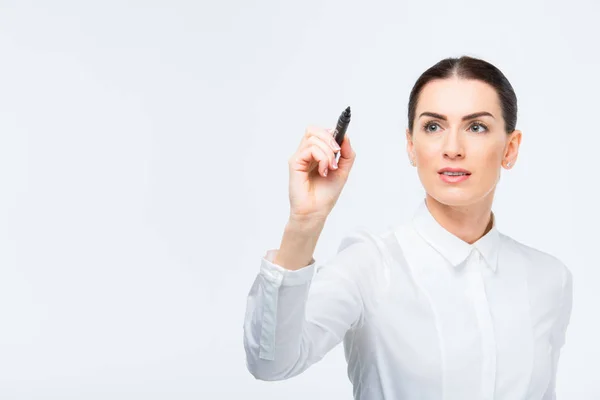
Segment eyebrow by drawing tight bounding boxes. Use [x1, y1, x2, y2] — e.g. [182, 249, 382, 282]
[418, 111, 495, 121]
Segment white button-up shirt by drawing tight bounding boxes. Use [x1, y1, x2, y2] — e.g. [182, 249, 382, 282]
[244, 199, 573, 399]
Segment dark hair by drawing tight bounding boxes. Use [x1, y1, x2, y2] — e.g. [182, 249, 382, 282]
[407, 56, 517, 134]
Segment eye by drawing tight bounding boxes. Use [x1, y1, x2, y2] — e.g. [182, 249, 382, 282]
[423, 121, 441, 133]
[469, 121, 488, 133]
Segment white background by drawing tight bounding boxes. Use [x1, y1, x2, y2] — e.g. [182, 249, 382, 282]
[1, 0, 598, 399]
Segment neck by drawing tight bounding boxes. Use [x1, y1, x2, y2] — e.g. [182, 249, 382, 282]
[424, 194, 494, 245]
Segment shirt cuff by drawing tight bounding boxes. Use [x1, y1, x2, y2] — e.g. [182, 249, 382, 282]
[260, 249, 316, 286]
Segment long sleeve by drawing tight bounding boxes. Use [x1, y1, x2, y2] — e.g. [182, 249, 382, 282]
[243, 235, 379, 381]
[542, 266, 574, 399]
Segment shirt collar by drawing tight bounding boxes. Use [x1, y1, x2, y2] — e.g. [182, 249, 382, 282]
[411, 198, 500, 272]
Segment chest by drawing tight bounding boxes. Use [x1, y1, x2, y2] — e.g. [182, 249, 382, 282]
[355, 229, 558, 398]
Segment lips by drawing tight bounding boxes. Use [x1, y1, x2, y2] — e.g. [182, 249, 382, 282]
[438, 168, 471, 174]
[438, 168, 471, 184]
[439, 172, 471, 183]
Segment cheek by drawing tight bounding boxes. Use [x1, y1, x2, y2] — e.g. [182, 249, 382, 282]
[484, 152, 502, 166]
[473, 152, 504, 186]
[473, 152, 502, 181]
[485, 147, 505, 167]
[415, 147, 438, 162]
[471, 140, 504, 165]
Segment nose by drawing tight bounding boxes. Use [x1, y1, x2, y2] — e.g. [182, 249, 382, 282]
[442, 128, 465, 160]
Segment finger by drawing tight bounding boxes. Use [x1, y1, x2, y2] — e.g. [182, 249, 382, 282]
[300, 126, 341, 154]
[293, 144, 330, 177]
[310, 145, 330, 177]
[306, 136, 337, 171]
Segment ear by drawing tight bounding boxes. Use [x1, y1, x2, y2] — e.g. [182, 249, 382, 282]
[504, 129, 522, 168]
[406, 128, 414, 159]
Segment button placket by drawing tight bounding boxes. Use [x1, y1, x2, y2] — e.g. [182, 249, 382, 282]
[466, 249, 497, 399]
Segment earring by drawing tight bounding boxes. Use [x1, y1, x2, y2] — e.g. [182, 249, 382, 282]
[410, 159, 415, 166]
[506, 161, 512, 167]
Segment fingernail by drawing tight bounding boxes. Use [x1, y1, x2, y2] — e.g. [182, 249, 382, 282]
[332, 158, 338, 169]
[323, 168, 328, 176]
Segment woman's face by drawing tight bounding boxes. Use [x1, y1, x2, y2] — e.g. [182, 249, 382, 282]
[406, 77, 521, 207]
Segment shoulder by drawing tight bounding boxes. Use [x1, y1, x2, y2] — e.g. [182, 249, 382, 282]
[499, 232, 568, 270]
[329, 225, 401, 300]
[337, 225, 389, 260]
[499, 232, 572, 291]
[332, 224, 399, 270]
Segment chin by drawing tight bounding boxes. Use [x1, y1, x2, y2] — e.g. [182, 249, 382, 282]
[426, 188, 479, 207]
[426, 181, 497, 207]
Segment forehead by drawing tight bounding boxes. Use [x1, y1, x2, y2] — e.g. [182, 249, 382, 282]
[416, 77, 501, 117]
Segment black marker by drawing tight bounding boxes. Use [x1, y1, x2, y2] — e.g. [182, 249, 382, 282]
[332, 106, 351, 161]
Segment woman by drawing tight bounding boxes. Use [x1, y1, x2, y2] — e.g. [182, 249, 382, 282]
[243, 56, 573, 399]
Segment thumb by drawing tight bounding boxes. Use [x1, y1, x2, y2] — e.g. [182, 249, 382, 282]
[338, 134, 353, 160]
[336, 134, 355, 171]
